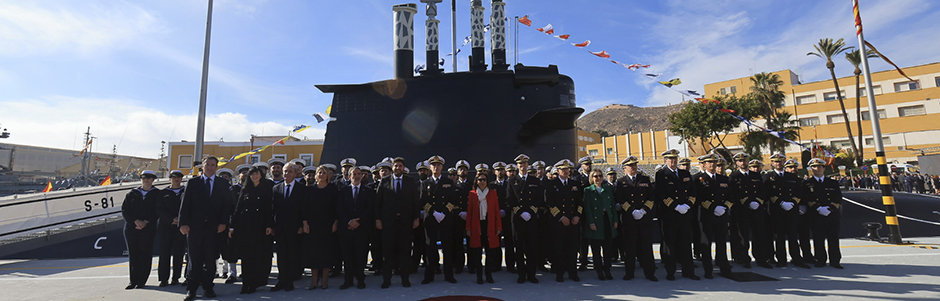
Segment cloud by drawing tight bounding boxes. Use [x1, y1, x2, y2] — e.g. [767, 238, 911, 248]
[0, 96, 325, 158]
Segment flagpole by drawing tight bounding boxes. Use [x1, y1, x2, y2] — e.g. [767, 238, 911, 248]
[854, 0, 904, 244]
[194, 0, 213, 169]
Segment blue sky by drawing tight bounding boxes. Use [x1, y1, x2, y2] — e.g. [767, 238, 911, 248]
[1, 0, 938, 158]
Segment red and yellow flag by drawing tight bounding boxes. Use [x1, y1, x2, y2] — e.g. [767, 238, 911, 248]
[99, 176, 111, 186]
[41, 181, 53, 193]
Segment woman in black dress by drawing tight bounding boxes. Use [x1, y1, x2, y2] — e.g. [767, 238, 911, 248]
[229, 167, 274, 294]
[302, 165, 339, 290]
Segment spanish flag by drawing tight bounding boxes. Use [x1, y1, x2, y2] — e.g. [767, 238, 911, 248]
[99, 176, 111, 186]
[41, 181, 52, 193]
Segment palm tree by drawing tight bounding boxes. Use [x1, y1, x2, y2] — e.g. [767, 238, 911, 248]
[749, 72, 786, 118]
[845, 49, 878, 166]
[742, 72, 799, 155]
[808, 38, 859, 163]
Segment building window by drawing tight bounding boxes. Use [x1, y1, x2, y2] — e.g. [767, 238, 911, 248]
[861, 109, 887, 121]
[858, 85, 882, 97]
[864, 137, 891, 146]
[830, 140, 852, 149]
[249, 154, 261, 164]
[898, 105, 926, 117]
[894, 80, 920, 92]
[826, 114, 846, 124]
[578, 146, 585, 151]
[589, 150, 598, 156]
[606, 148, 614, 155]
[935, 77, 940, 88]
[823, 91, 846, 102]
[796, 95, 817, 105]
[799, 117, 820, 126]
[299, 154, 314, 166]
[720, 86, 737, 95]
[178, 155, 193, 169]
[272, 154, 287, 161]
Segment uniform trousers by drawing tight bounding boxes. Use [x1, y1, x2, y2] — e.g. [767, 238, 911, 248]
[423, 217, 457, 280]
[513, 215, 539, 279]
[771, 209, 803, 263]
[622, 221, 656, 278]
[125, 225, 157, 286]
[157, 224, 186, 282]
[660, 215, 695, 277]
[813, 213, 841, 264]
[552, 221, 580, 278]
[699, 218, 731, 275]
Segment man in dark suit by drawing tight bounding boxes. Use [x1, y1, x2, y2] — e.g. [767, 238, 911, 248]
[270, 163, 305, 292]
[506, 154, 544, 284]
[338, 165, 375, 289]
[179, 156, 235, 301]
[655, 149, 699, 281]
[420, 155, 460, 284]
[374, 157, 420, 288]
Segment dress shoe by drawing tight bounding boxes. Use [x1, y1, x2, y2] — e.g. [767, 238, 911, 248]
[136, 284, 146, 289]
[793, 262, 811, 269]
[517, 276, 526, 284]
[830, 263, 844, 269]
[205, 289, 217, 298]
[684, 274, 701, 280]
[357, 282, 366, 289]
[486, 273, 494, 283]
[704, 273, 714, 279]
[183, 291, 196, 301]
[402, 278, 411, 287]
[225, 276, 237, 284]
[768, 258, 778, 264]
[623, 275, 634, 281]
[339, 282, 353, 290]
[814, 262, 826, 268]
[775, 262, 787, 268]
[381, 281, 391, 289]
[537, 265, 550, 272]
[444, 277, 457, 284]
[757, 261, 774, 269]
[125, 283, 136, 290]
[578, 265, 588, 271]
[421, 277, 433, 284]
[804, 258, 817, 265]
[240, 286, 250, 294]
[646, 275, 659, 282]
[528, 276, 539, 284]
[605, 270, 613, 280]
[666, 274, 676, 281]
[170, 279, 180, 285]
[477, 276, 484, 284]
[159, 281, 168, 287]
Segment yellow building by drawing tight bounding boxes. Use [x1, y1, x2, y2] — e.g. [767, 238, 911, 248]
[704, 62, 940, 165]
[167, 136, 324, 171]
[585, 129, 692, 166]
[576, 130, 601, 158]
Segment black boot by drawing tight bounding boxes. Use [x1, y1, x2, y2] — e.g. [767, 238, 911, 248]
[476, 269, 484, 285]
[485, 271, 494, 283]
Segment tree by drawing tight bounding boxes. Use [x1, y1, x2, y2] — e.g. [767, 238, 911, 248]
[592, 129, 611, 137]
[668, 94, 758, 154]
[808, 38, 860, 167]
[738, 72, 800, 159]
[845, 48, 878, 167]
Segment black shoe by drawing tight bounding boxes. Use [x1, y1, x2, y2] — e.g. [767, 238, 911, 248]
[830, 263, 844, 269]
[183, 291, 196, 301]
[402, 278, 411, 287]
[646, 275, 659, 282]
[775, 262, 787, 268]
[125, 283, 136, 290]
[666, 274, 676, 281]
[597, 271, 606, 280]
[684, 274, 701, 280]
[757, 261, 774, 269]
[768, 258, 777, 264]
[225, 276, 237, 284]
[623, 275, 634, 281]
[486, 273, 494, 283]
[444, 277, 457, 284]
[815, 262, 826, 268]
[794, 262, 811, 269]
[804, 258, 818, 265]
[221, 272, 228, 279]
[357, 282, 366, 289]
[240, 286, 249, 294]
[517, 276, 526, 284]
[578, 265, 588, 271]
[381, 281, 390, 289]
[605, 270, 613, 280]
[528, 276, 539, 284]
[205, 289, 217, 298]
[339, 282, 353, 290]
[571, 274, 581, 282]
[421, 277, 433, 284]
[507, 267, 518, 274]
[159, 281, 168, 287]
[477, 276, 484, 285]
[170, 279, 180, 285]
[704, 273, 714, 279]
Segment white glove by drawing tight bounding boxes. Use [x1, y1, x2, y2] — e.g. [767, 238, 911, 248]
[420, 210, 427, 219]
[499, 209, 506, 218]
[632, 209, 645, 220]
[780, 202, 794, 211]
[798, 205, 807, 215]
[713, 206, 727, 217]
[459, 211, 468, 220]
[749, 201, 760, 210]
[675, 204, 690, 215]
[433, 211, 445, 223]
[817, 206, 831, 217]
[521, 212, 532, 221]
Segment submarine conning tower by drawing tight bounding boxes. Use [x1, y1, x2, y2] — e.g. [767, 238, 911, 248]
[317, 1, 585, 168]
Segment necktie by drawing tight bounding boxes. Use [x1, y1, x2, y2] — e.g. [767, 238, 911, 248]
[396, 178, 401, 193]
[285, 183, 291, 198]
[205, 177, 212, 196]
[353, 186, 359, 203]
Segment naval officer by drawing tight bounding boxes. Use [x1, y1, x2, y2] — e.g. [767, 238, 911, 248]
[615, 156, 658, 281]
[123, 170, 160, 290]
[802, 158, 844, 269]
[506, 154, 544, 284]
[157, 170, 187, 287]
[545, 159, 583, 282]
[692, 154, 733, 279]
[655, 149, 699, 281]
[419, 155, 460, 284]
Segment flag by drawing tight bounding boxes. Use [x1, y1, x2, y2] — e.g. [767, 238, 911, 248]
[275, 138, 286, 145]
[643, 73, 662, 79]
[42, 181, 52, 193]
[659, 78, 682, 87]
[571, 40, 591, 48]
[696, 98, 719, 104]
[313, 113, 326, 123]
[536, 24, 554, 34]
[461, 35, 471, 46]
[483, 24, 490, 33]
[293, 124, 312, 132]
[100, 176, 111, 186]
[589, 50, 610, 58]
[625, 64, 650, 70]
[414, 64, 425, 74]
[719, 109, 736, 113]
[864, 41, 914, 82]
[518, 15, 532, 26]
[683, 90, 701, 96]
[553, 34, 569, 40]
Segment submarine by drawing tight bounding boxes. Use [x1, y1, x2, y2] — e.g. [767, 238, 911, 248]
[317, 0, 584, 167]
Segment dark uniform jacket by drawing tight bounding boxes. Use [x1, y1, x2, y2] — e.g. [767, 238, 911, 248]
[654, 167, 695, 220]
[420, 176, 460, 224]
[729, 169, 765, 209]
[615, 173, 656, 224]
[454, 178, 471, 215]
[157, 186, 185, 228]
[693, 172, 733, 223]
[763, 170, 802, 215]
[490, 178, 510, 214]
[545, 177, 584, 224]
[506, 174, 545, 218]
[123, 187, 160, 228]
[801, 177, 842, 216]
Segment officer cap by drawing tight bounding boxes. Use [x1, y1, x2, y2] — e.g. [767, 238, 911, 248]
[252, 162, 270, 169]
[785, 159, 799, 168]
[447, 167, 457, 175]
[514, 154, 530, 163]
[748, 159, 764, 167]
[678, 158, 692, 165]
[236, 164, 251, 173]
[341, 158, 357, 167]
[358, 165, 371, 172]
[302, 166, 318, 175]
[808, 158, 827, 167]
[732, 152, 750, 161]
[492, 161, 507, 170]
[550, 167, 558, 175]
[217, 168, 235, 177]
[427, 155, 445, 165]
[140, 170, 157, 179]
[416, 161, 429, 171]
[377, 161, 393, 170]
[404, 167, 410, 174]
[506, 164, 519, 171]
[475, 163, 490, 172]
[526, 165, 538, 173]
[579, 156, 593, 165]
[717, 157, 727, 166]
[381, 157, 395, 164]
[554, 159, 575, 169]
[370, 165, 379, 173]
[621, 155, 639, 165]
[322, 163, 337, 171]
[532, 160, 546, 169]
[267, 158, 286, 166]
[605, 167, 617, 175]
[661, 149, 680, 158]
[169, 170, 185, 178]
[769, 153, 787, 162]
[455, 160, 470, 169]
[288, 158, 306, 167]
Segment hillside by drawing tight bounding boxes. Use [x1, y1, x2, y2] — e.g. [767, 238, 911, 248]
[577, 103, 685, 135]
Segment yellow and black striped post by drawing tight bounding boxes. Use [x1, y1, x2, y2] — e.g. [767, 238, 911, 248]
[874, 152, 903, 244]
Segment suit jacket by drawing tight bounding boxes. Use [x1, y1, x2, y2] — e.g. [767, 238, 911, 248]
[506, 174, 544, 218]
[614, 173, 656, 224]
[179, 175, 235, 231]
[654, 167, 695, 220]
[730, 169, 765, 209]
[374, 174, 420, 225]
[337, 184, 375, 232]
[801, 177, 842, 217]
[420, 176, 460, 224]
[545, 178, 583, 224]
[693, 172, 733, 223]
[763, 170, 802, 215]
[272, 180, 305, 233]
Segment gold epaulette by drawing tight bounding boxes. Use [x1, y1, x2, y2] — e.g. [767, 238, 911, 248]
[622, 202, 630, 211]
[446, 203, 456, 212]
[770, 196, 779, 203]
[577, 206, 583, 214]
[792, 197, 801, 204]
[530, 206, 539, 213]
[550, 207, 561, 217]
[688, 196, 697, 204]
[832, 203, 841, 209]
[702, 200, 713, 209]
[740, 197, 748, 205]
[756, 197, 764, 204]
[423, 203, 431, 212]
[664, 197, 674, 207]
[725, 201, 734, 208]
[513, 206, 521, 214]
[644, 201, 655, 210]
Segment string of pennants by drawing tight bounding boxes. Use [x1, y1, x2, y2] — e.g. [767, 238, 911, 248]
[517, 15, 818, 156]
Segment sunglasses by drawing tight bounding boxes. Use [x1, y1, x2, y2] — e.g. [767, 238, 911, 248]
[476, 178, 487, 182]
[592, 175, 603, 178]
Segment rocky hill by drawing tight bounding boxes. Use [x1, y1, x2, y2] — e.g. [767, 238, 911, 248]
[577, 103, 685, 135]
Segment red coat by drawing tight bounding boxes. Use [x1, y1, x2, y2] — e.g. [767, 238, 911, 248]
[466, 188, 502, 249]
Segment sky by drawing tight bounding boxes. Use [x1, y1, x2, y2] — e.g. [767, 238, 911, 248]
[1, 0, 939, 159]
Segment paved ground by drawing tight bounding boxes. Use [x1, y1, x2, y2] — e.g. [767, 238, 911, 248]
[2, 236, 939, 301]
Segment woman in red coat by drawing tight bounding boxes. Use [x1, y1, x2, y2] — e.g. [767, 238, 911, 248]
[466, 166, 502, 284]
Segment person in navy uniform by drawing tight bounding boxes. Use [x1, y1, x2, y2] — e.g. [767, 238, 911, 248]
[453, 160, 471, 275]
[122, 170, 160, 290]
[270, 163, 305, 292]
[763, 154, 811, 269]
[574, 156, 593, 271]
[506, 154, 544, 284]
[268, 158, 286, 184]
[215, 168, 239, 283]
[492, 162, 516, 273]
[615, 156, 658, 281]
[728, 154, 759, 268]
[411, 161, 429, 273]
[179, 156, 235, 301]
[157, 170, 187, 287]
[374, 157, 421, 288]
[803, 158, 844, 268]
[655, 149, 700, 281]
[229, 166, 274, 294]
[545, 159, 583, 282]
[692, 154, 734, 279]
[419, 155, 461, 284]
[337, 164, 375, 289]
